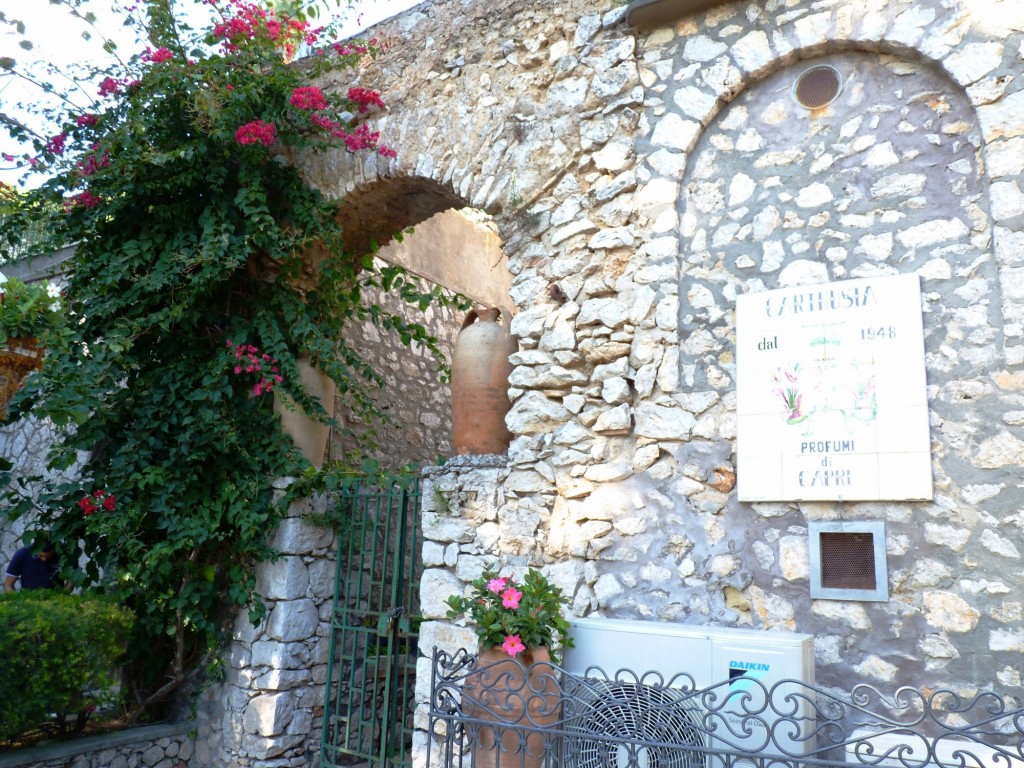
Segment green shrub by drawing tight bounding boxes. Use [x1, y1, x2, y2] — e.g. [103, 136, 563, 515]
[0, 591, 134, 742]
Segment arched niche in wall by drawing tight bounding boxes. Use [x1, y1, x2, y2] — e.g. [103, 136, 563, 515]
[673, 49, 1009, 688]
[678, 50, 995, 389]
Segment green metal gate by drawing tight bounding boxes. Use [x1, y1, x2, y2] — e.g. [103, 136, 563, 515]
[321, 476, 422, 768]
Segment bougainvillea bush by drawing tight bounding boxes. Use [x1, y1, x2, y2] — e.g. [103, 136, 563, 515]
[0, 0, 452, 719]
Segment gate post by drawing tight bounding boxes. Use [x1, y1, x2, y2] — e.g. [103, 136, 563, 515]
[192, 486, 337, 766]
[414, 457, 511, 768]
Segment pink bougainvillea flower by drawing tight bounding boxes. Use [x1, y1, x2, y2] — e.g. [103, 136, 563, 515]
[77, 496, 97, 515]
[76, 114, 98, 128]
[332, 42, 369, 57]
[141, 46, 174, 63]
[62, 190, 103, 211]
[46, 132, 67, 156]
[210, 0, 306, 55]
[501, 635, 526, 657]
[501, 586, 523, 609]
[290, 86, 328, 111]
[332, 123, 380, 153]
[78, 191, 103, 208]
[98, 77, 122, 97]
[486, 577, 507, 594]
[348, 86, 384, 114]
[77, 143, 110, 178]
[103, 494, 117, 511]
[227, 340, 280, 396]
[235, 120, 276, 146]
[311, 114, 337, 131]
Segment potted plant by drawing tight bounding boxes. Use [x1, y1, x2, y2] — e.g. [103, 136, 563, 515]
[446, 568, 574, 661]
[0, 273, 62, 417]
[446, 568, 573, 768]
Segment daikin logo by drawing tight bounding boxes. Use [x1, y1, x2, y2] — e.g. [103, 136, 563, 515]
[728, 660, 770, 692]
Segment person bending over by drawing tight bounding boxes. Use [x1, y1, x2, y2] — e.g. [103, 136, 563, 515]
[4, 542, 64, 591]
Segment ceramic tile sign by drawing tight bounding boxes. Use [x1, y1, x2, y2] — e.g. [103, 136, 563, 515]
[736, 274, 932, 502]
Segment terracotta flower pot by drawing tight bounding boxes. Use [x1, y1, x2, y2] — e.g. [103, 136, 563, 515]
[463, 646, 561, 768]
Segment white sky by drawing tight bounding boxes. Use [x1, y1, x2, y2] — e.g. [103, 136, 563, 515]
[0, 0, 421, 188]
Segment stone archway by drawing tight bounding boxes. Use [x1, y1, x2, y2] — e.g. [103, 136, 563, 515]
[333, 175, 464, 256]
[321, 175, 513, 468]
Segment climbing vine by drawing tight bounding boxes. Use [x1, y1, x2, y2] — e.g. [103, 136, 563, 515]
[0, 0, 452, 719]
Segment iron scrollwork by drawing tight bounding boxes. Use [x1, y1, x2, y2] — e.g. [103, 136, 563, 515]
[427, 648, 1024, 768]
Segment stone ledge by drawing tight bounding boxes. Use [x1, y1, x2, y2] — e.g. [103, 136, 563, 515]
[423, 455, 509, 474]
[0, 722, 193, 768]
[1, 245, 77, 283]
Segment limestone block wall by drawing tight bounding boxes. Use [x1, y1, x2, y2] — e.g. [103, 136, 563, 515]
[297, 0, 1024, 741]
[192, 490, 337, 767]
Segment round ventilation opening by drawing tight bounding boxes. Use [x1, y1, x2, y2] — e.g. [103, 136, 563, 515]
[793, 65, 842, 110]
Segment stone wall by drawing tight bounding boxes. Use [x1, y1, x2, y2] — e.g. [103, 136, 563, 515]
[0, 416, 51, 560]
[0, 723, 194, 768]
[192, 489, 337, 767]
[291, 0, 1024, 750]
[0, 272, 81, 563]
[0, 413, 85, 565]
[332, 269, 462, 471]
[6, 0, 1024, 763]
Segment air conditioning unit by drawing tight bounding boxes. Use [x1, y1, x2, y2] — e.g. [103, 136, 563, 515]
[560, 617, 816, 768]
[845, 730, 1024, 768]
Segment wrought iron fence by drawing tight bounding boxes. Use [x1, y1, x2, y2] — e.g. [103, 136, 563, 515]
[428, 647, 1024, 768]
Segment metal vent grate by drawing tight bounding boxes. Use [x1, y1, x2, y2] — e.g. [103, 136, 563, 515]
[566, 682, 706, 768]
[820, 532, 876, 591]
[809, 521, 889, 602]
[793, 65, 842, 110]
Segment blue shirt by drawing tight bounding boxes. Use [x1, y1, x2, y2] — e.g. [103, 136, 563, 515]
[5, 546, 60, 590]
